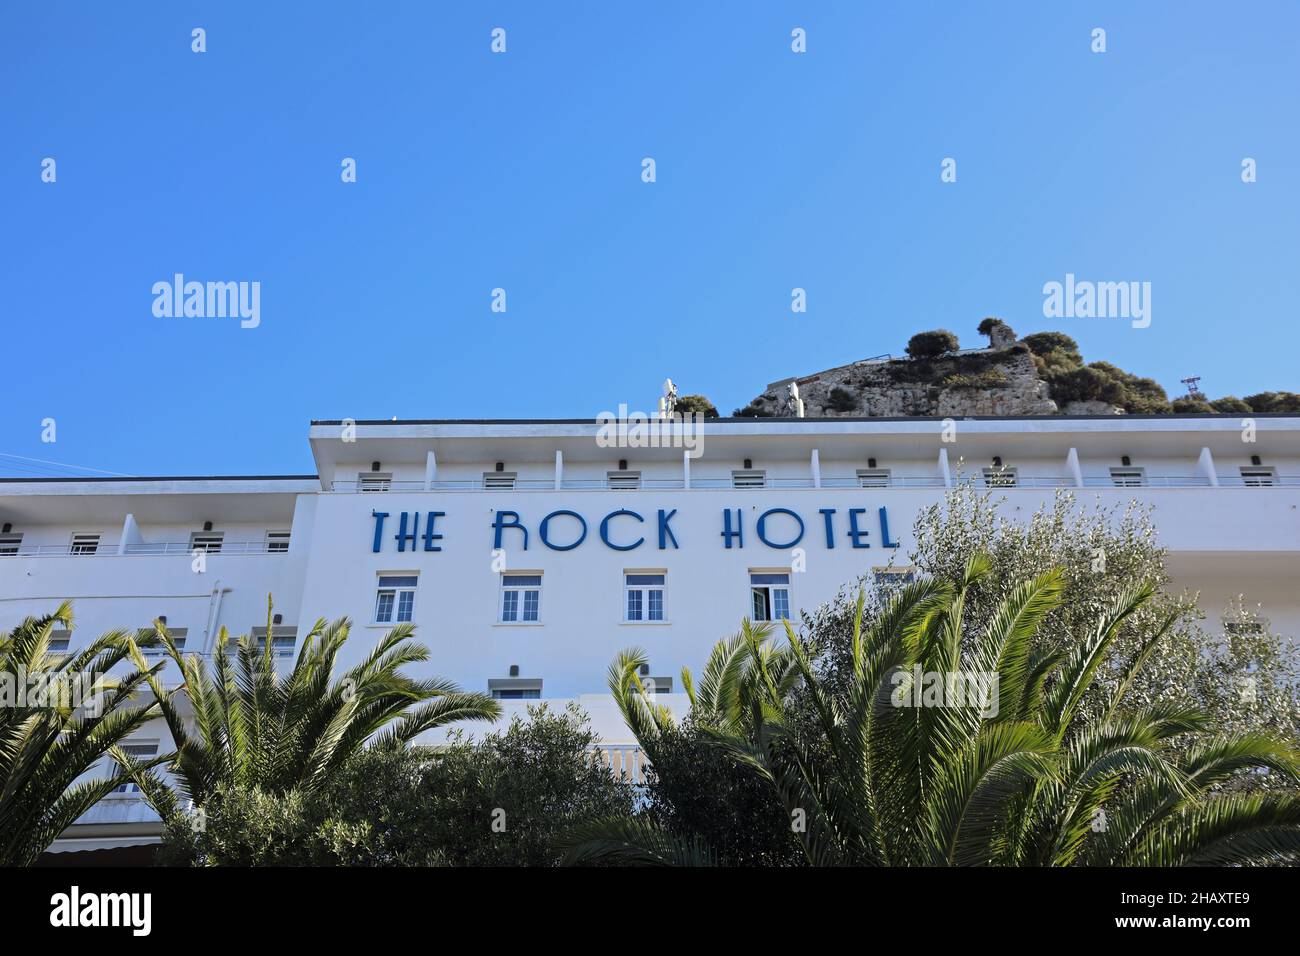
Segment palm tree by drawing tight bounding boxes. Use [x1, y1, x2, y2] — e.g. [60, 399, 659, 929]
[570, 556, 1300, 866]
[127, 598, 501, 825]
[0, 604, 168, 866]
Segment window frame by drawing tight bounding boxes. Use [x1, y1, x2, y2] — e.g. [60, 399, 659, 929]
[188, 531, 224, 554]
[1109, 466, 1147, 488]
[499, 572, 543, 624]
[69, 532, 101, 555]
[624, 571, 667, 623]
[108, 741, 159, 795]
[982, 466, 1019, 488]
[749, 570, 792, 623]
[1239, 466, 1276, 488]
[357, 471, 393, 492]
[374, 574, 419, 625]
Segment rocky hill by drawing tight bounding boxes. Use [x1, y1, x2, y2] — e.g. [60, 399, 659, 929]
[733, 320, 1300, 418]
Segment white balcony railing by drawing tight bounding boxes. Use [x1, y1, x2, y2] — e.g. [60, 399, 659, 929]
[322, 473, 1299, 493]
[2, 541, 288, 557]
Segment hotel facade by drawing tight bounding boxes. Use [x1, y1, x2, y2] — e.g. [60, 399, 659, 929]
[3, 413, 1298, 855]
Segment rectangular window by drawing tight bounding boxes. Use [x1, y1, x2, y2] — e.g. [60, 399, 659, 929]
[873, 567, 918, 586]
[143, 628, 188, 656]
[857, 469, 891, 488]
[110, 742, 158, 794]
[501, 573, 542, 623]
[607, 470, 642, 490]
[488, 678, 543, 700]
[0, 533, 22, 556]
[188, 531, 224, 553]
[982, 467, 1018, 488]
[374, 575, 418, 623]
[732, 470, 767, 489]
[357, 471, 392, 492]
[265, 530, 291, 553]
[750, 572, 791, 622]
[1240, 466, 1276, 488]
[1109, 467, 1146, 488]
[49, 630, 72, 655]
[249, 627, 297, 657]
[69, 533, 101, 555]
[625, 572, 666, 622]
[483, 471, 518, 491]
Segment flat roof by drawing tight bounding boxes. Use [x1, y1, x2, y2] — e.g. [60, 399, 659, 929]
[310, 413, 1300, 426]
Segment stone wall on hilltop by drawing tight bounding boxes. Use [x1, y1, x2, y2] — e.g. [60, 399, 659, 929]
[740, 342, 1089, 418]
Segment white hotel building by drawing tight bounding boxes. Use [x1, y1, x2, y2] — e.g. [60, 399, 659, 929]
[3, 412, 1298, 856]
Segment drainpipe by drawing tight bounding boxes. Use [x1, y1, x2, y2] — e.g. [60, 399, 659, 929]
[554, 450, 563, 490]
[682, 450, 691, 490]
[810, 449, 821, 489]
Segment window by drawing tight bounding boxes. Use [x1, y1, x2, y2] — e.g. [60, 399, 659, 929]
[1109, 467, 1147, 488]
[488, 678, 543, 700]
[109, 742, 158, 794]
[625, 573, 666, 622]
[857, 469, 891, 488]
[607, 470, 642, 490]
[69, 533, 100, 555]
[1240, 466, 1276, 488]
[642, 675, 674, 694]
[357, 471, 392, 492]
[1225, 619, 1265, 637]
[982, 467, 1018, 488]
[265, 530, 291, 553]
[483, 471, 517, 491]
[49, 630, 72, 655]
[0, 533, 22, 556]
[143, 628, 187, 656]
[188, 531, 224, 553]
[732, 469, 767, 489]
[374, 575, 418, 624]
[750, 572, 791, 622]
[873, 567, 918, 586]
[248, 626, 297, 656]
[500, 573, 542, 623]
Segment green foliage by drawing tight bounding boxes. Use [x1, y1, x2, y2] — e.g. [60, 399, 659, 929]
[1211, 396, 1253, 414]
[160, 704, 633, 866]
[826, 386, 857, 413]
[905, 329, 960, 359]
[127, 598, 499, 829]
[977, 317, 1006, 337]
[733, 400, 775, 417]
[1172, 395, 1216, 413]
[572, 488, 1300, 866]
[942, 369, 1009, 390]
[901, 486, 1300, 745]
[675, 394, 719, 418]
[0, 605, 168, 866]
[1243, 391, 1300, 413]
[1022, 332, 1080, 360]
[638, 720, 805, 866]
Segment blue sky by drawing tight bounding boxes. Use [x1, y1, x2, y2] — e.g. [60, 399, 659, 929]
[2, 2, 1297, 478]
